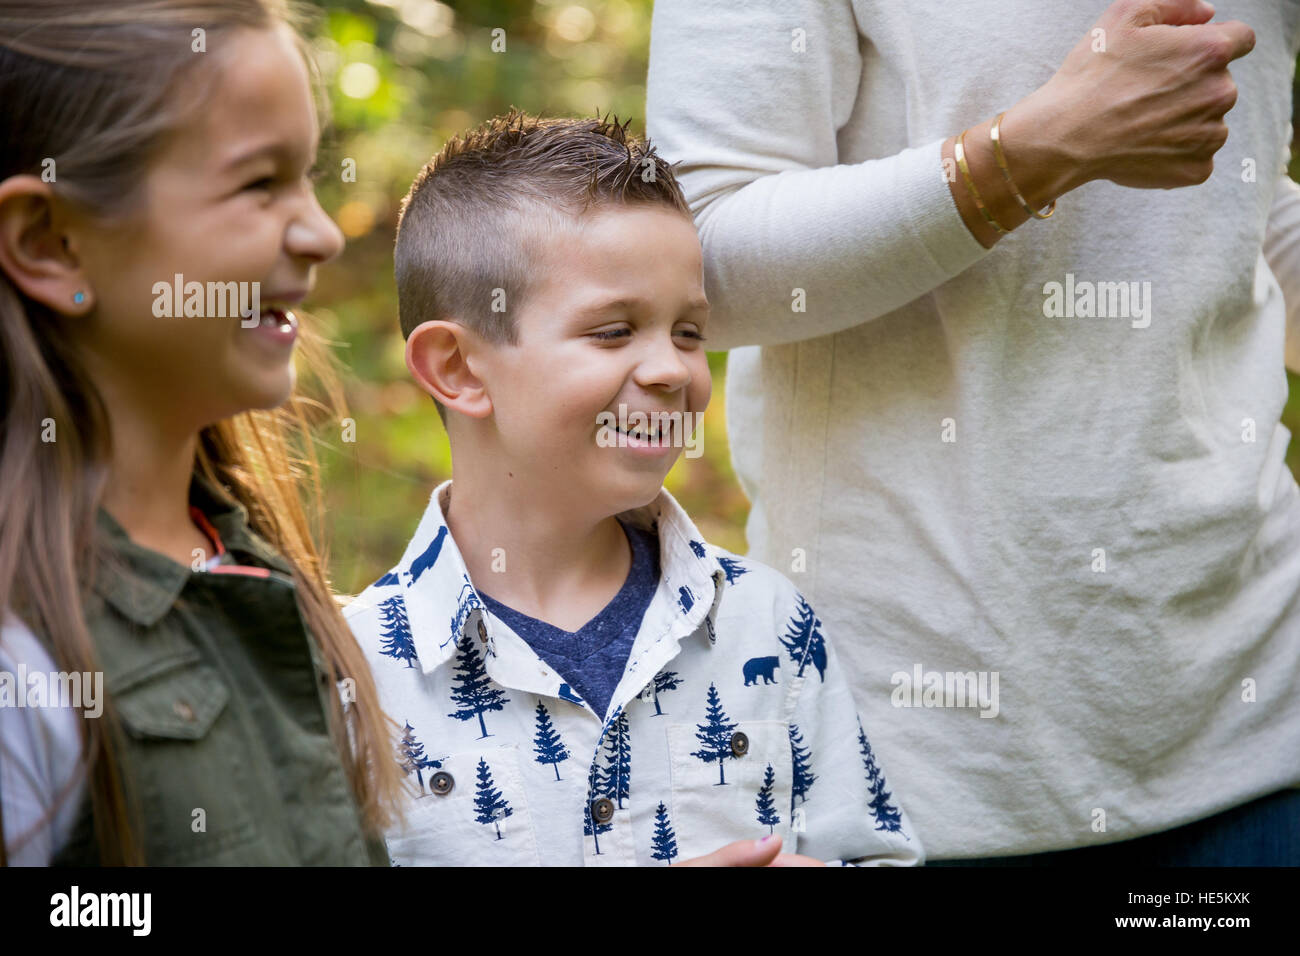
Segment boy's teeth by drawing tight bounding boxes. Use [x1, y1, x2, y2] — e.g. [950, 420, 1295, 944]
[617, 423, 660, 439]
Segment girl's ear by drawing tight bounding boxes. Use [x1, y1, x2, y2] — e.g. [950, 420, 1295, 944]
[405, 319, 493, 419]
[0, 175, 93, 315]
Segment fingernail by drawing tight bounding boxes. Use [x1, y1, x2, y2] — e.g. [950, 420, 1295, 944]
[759, 834, 776, 844]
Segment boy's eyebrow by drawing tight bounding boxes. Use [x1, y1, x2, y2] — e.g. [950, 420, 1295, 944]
[572, 296, 710, 319]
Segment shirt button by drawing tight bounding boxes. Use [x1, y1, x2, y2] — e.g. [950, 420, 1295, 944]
[591, 797, 615, 824]
[477, 619, 488, 643]
[730, 731, 749, 757]
[431, 771, 454, 796]
[173, 699, 195, 722]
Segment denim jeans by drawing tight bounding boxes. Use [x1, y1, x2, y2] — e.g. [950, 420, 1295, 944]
[926, 786, 1300, 866]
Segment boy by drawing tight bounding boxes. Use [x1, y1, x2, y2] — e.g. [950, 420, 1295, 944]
[345, 110, 922, 866]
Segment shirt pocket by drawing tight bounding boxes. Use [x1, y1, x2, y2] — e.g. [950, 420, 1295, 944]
[112, 652, 262, 863]
[386, 744, 541, 866]
[665, 719, 794, 861]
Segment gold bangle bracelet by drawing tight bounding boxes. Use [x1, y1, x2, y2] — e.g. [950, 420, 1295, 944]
[955, 129, 1007, 235]
[990, 111, 1055, 220]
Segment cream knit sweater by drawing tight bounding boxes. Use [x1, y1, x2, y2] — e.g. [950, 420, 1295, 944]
[648, 0, 1300, 858]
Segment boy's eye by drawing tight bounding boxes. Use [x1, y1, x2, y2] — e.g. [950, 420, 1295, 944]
[244, 175, 276, 192]
[588, 328, 707, 342]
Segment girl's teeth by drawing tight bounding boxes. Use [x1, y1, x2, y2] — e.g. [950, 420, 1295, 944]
[259, 308, 296, 331]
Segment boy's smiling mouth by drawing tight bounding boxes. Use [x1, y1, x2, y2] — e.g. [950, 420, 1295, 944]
[614, 420, 662, 441]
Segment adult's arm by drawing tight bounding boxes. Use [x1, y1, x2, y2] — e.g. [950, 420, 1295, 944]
[646, 0, 988, 351]
[647, 0, 1255, 351]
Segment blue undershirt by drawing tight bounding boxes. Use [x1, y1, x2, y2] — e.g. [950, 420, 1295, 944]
[476, 517, 660, 721]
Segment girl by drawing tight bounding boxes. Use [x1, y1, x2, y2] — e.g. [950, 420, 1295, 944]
[0, 0, 404, 864]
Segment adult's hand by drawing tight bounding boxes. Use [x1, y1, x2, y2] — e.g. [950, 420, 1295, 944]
[674, 834, 825, 866]
[951, 0, 1256, 245]
[1019, 0, 1256, 191]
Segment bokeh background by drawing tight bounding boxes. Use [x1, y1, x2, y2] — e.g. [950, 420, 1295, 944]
[299, 0, 1300, 595]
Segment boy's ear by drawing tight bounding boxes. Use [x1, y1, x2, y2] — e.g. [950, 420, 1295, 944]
[0, 175, 93, 316]
[405, 319, 493, 418]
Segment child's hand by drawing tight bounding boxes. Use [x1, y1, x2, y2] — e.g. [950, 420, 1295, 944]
[674, 835, 826, 866]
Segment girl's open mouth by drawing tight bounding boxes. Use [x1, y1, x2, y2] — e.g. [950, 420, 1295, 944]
[248, 307, 298, 348]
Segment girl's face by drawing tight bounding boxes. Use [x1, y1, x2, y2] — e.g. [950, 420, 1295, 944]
[66, 24, 343, 430]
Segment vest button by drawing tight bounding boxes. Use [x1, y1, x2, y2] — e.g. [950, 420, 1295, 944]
[477, 619, 488, 642]
[431, 771, 454, 796]
[173, 699, 195, 722]
[730, 731, 749, 757]
[591, 797, 615, 824]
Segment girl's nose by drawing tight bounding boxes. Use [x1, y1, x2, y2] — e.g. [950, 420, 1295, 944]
[286, 194, 345, 264]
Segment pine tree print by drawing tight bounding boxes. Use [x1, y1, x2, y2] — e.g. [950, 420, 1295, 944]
[532, 701, 570, 780]
[689, 539, 707, 558]
[397, 720, 434, 792]
[718, 555, 749, 585]
[378, 594, 417, 668]
[651, 801, 678, 864]
[690, 683, 740, 785]
[858, 720, 904, 834]
[755, 763, 781, 833]
[447, 637, 510, 738]
[472, 757, 513, 840]
[602, 711, 632, 808]
[790, 723, 817, 807]
[779, 594, 828, 681]
[583, 762, 612, 854]
[650, 670, 682, 716]
[441, 579, 484, 651]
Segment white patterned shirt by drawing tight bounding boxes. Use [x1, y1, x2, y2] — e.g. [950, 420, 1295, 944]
[345, 480, 922, 866]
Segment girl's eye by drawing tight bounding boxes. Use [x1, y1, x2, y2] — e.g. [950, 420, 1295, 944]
[676, 329, 706, 341]
[244, 176, 276, 192]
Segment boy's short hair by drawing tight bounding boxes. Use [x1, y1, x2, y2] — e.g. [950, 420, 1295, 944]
[394, 109, 693, 425]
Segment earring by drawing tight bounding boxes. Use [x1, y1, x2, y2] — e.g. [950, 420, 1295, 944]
[72, 291, 86, 305]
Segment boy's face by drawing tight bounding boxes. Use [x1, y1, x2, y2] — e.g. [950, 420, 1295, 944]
[477, 203, 711, 513]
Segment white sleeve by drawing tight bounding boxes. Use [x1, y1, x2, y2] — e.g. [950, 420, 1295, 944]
[645, 0, 990, 350]
[0, 613, 87, 866]
[1262, 172, 1300, 375]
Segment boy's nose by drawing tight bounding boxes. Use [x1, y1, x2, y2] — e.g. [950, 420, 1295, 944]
[635, 336, 694, 391]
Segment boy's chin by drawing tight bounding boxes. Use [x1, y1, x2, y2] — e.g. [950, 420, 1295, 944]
[595, 470, 668, 511]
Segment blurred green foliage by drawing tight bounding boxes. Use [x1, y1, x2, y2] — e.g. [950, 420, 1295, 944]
[300, 0, 1300, 595]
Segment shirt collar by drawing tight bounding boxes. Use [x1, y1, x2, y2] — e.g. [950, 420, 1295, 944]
[392, 480, 729, 677]
[93, 472, 293, 627]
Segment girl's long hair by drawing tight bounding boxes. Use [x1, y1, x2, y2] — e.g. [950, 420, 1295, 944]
[0, 0, 404, 865]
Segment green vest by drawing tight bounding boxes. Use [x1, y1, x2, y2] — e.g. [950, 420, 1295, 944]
[49, 477, 388, 866]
